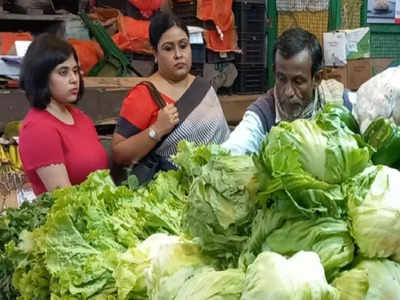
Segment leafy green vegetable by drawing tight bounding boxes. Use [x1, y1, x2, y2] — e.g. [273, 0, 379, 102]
[0, 192, 54, 300]
[173, 141, 230, 178]
[346, 165, 400, 261]
[0, 192, 54, 253]
[263, 215, 354, 281]
[130, 170, 188, 237]
[240, 208, 354, 281]
[178, 142, 258, 267]
[5, 169, 196, 299]
[239, 208, 287, 268]
[363, 117, 400, 167]
[241, 251, 339, 300]
[255, 117, 371, 217]
[137, 233, 213, 300]
[333, 259, 400, 299]
[7, 171, 142, 299]
[175, 268, 245, 300]
[316, 103, 360, 134]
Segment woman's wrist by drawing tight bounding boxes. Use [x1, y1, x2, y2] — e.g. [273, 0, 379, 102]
[152, 122, 168, 138]
[148, 126, 161, 141]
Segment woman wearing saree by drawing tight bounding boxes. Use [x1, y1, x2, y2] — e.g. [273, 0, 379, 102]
[112, 12, 229, 176]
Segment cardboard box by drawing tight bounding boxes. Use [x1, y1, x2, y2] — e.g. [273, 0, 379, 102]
[347, 59, 372, 91]
[324, 27, 370, 66]
[220, 94, 260, 125]
[322, 66, 347, 87]
[323, 57, 394, 91]
[370, 58, 396, 75]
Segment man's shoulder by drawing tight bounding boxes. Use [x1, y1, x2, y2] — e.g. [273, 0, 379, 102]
[247, 89, 276, 132]
[252, 88, 274, 104]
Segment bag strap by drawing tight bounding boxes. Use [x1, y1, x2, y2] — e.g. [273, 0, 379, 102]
[140, 81, 166, 109]
[139, 80, 172, 149]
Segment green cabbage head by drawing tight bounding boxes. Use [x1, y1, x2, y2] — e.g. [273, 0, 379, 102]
[346, 165, 400, 261]
[333, 259, 400, 299]
[241, 251, 339, 300]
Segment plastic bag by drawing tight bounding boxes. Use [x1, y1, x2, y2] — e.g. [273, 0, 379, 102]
[354, 66, 400, 133]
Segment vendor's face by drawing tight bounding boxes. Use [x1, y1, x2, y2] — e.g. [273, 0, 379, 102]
[274, 49, 320, 121]
[155, 25, 192, 82]
[49, 54, 80, 105]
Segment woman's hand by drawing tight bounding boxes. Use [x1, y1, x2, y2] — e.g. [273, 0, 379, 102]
[153, 103, 179, 137]
[112, 104, 179, 165]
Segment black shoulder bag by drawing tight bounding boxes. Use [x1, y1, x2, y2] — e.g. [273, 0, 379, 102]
[126, 81, 173, 186]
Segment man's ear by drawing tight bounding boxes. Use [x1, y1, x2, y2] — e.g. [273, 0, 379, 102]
[313, 69, 323, 87]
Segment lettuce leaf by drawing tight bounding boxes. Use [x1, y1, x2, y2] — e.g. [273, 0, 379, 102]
[255, 117, 371, 218]
[333, 259, 400, 299]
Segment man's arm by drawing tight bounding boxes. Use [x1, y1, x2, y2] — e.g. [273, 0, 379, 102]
[222, 110, 267, 155]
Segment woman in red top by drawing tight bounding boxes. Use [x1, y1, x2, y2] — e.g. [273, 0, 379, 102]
[19, 33, 108, 195]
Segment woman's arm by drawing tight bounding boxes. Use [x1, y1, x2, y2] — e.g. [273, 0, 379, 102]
[36, 163, 71, 192]
[112, 103, 179, 165]
[112, 128, 159, 165]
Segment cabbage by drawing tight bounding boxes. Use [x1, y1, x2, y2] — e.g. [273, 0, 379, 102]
[255, 118, 371, 218]
[136, 233, 212, 300]
[333, 259, 400, 299]
[346, 165, 400, 261]
[241, 251, 339, 300]
[315, 103, 360, 134]
[179, 142, 258, 266]
[263, 215, 354, 281]
[175, 268, 245, 300]
[240, 208, 354, 281]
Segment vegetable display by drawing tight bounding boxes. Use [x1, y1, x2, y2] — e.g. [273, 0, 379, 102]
[2, 104, 400, 299]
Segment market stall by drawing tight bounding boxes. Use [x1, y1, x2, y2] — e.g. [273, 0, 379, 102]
[2, 103, 400, 299]
[2, 0, 400, 298]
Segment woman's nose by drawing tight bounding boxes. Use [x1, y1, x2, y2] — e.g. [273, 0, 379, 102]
[69, 71, 78, 83]
[174, 47, 183, 58]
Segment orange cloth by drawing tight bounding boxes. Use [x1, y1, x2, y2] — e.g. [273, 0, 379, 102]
[196, 0, 238, 52]
[128, 0, 163, 18]
[113, 16, 153, 54]
[197, 0, 233, 31]
[203, 27, 238, 52]
[88, 7, 121, 23]
[88, 7, 122, 36]
[0, 32, 32, 55]
[68, 39, 104, 76]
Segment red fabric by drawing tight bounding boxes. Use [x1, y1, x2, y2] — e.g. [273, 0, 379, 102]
[113, 16, 153, 54]
[19, 106, 109, 195]
[68, 39, 104, 75]
[0, 32, 32, 55]
[128, 0, 163, 18]
[120, 85, 175, 130]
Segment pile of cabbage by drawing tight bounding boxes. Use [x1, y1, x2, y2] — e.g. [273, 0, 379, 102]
[2, 104, 400, 299]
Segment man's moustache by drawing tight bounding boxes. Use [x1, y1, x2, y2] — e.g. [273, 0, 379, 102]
[284, 98, 303, 106]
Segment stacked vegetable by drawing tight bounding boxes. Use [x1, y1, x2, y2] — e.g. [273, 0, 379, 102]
[1, 193, 55, 299]
[2, 103, 400, 299]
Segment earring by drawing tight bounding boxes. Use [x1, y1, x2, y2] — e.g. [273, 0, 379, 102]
[154, 57, 158, 64]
